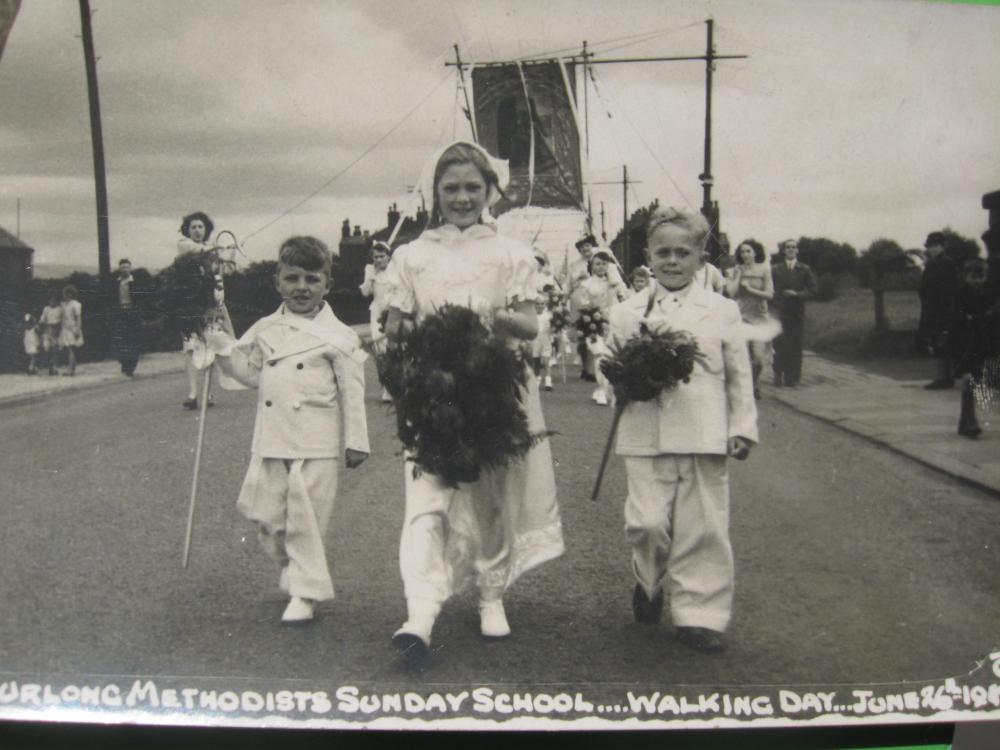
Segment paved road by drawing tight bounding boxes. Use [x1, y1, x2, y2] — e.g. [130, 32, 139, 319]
[1, 363, 998, 697]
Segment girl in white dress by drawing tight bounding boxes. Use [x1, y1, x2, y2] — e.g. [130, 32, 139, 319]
[58, 285, 84, 375]
[383, 141, 564, 668]
[359, 241, 394, 402]
[38, 294, 63, 376]
[580, 250, 627, 405]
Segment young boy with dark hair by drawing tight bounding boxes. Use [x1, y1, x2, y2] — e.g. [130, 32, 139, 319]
[208, 235, 370, 624]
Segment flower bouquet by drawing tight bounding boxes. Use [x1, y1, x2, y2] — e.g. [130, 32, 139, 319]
[574, 305, 607, 343]
[377, 304, 545, 487]
[591, 323, 703, 501]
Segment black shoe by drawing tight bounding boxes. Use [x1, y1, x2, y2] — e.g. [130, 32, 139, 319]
[675, 626, 726, 654]
[924, 379, 954, 390]
[182, 398, 198, 410]
[958, 423, 982, 439]
[392, 631, 429, 672]
[632, 584, 663, 625]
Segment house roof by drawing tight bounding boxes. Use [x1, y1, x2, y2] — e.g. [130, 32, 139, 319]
[0, 226, 33, 251]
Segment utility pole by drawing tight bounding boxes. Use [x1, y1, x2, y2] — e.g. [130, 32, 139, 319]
[582, 40, 590, 160]
[622, 165, 629, 270]
[699, 18, 721, 259]
[453, 45, 478, 144]
[79, 0, 110, 283]
[592, 169, 642, 270]
[16, 198, 20, 238]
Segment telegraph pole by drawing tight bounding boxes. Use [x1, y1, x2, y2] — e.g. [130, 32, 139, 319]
[700, 18, 721, 258]
[79, 0, 110, 282]
[453, 45, 478, 144]
[622, 165, 629, 269]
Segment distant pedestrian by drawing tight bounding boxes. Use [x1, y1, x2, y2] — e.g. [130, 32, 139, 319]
[950, 258, 1000, 438]
[207, 235, 370, 625]
[22, 313, 39, 374]
[919, 231, 961, 390]
[531, 297, 554, 390]
[38, 293, 63, 376]
[112, 258, 141, 377]
[727, 239, 775, 399]
[177, 211, 233, 409]
[58, 284, 84, 376]
[771, 239, 817, 387]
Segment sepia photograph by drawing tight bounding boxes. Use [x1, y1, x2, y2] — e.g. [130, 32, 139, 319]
[1, 0, 999, 733]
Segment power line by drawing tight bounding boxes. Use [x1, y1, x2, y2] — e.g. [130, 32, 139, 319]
[242, 71, 452, 243]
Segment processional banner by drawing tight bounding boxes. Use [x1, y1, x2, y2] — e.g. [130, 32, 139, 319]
[472, 62, 583, 213]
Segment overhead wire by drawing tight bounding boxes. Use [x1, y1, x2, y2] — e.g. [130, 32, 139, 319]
[241, 70, 453, 244]
[588, 64, 697, 212]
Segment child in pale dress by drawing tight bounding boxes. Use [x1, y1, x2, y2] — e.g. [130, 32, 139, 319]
[580, 250, 627, 405]
[22, 314, 39, 374]
[38, 294, 63, 376]
[531, 298, 554, 391]
[359, 241, 393, 402]
[58, 285, 84, 376]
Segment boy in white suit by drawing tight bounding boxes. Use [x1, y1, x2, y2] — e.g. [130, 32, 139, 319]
[208, 236, 370, 624]
[607, 208, 758, 654]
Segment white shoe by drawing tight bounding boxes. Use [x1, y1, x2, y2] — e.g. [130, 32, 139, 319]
[278, 566, 290, 594]
[543, 375, 553, 391]
[594, 390, 608, 406]
[281, 596, 315, 624]
[381, 388, 392, 403]
[479, 599, 511, 638]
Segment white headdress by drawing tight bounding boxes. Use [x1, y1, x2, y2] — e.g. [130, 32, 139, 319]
[415, 140, 510, 223]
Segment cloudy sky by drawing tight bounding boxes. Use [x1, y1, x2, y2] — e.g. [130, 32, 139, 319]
[1, 0, 998, 271]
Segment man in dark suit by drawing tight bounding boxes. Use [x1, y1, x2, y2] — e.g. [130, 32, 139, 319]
[771, 239, 818, 387]
[918, 231, 960, 389]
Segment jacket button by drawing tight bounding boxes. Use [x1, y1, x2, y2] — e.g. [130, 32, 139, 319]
[296, 363, 304, 370]
[265, 400, 272, 407]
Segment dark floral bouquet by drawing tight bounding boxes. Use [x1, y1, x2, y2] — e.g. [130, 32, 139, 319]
[574, 306, 607, 343]
[591, 323, 702, 502]
[600, 323, 702, 404]
[155, 251, 222, 338]
[377, 304, 545, 487]
[549, 306, 570, 334]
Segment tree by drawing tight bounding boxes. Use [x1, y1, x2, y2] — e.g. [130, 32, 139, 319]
[797, 237, 858, 276]
[858, 239, 908, 332]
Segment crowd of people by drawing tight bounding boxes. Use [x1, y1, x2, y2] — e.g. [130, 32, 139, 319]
[188, 141, 761, 670]
[10, 137, 996, 675]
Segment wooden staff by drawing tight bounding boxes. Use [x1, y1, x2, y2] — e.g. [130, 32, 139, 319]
[591, 401, 626, 502]
[182, 365, 213, 568]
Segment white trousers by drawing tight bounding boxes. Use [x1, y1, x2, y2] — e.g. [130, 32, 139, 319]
[623, 454, 734, 632]
[399, 466, 510, 609]
[237, 456, 338, 602]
